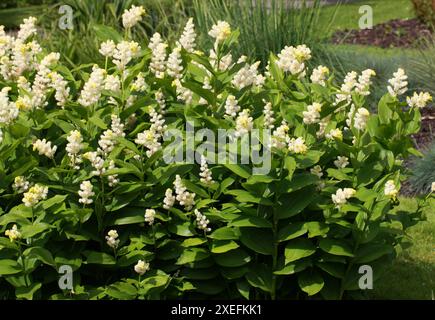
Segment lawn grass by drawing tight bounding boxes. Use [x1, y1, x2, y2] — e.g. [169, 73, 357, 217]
[371, 197, 435, 300]
[319, 0, 416, 35]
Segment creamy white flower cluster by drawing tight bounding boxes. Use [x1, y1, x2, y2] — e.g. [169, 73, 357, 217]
[83, 151, 106, 176]
[232, 61, 265, 90]
[270, 121, 290, 150]
[33, 138, 57, 158]
[134, 260, 150, 275]
[332, 188, 355, 208]
[263, 101, 275, 129]
[194, 209, 211, 232]
[384, 180, 399, 199]
[22, 184, 48, 207]
[276, 44, 311, 76]
[199, 155, 214, 186]
[106, 229, 120, 249]
[144, 209, 156, 225]
[135, 103, 167, 157]
[78, 180, 94, 205]
[387, 68, 408, 97]
[310, 66, 329, 86]
[13, 176, 30, 193]
[149, 33, 167, 79]
[406, 92, 432, 109]
[235, 109, 254, 137]
[225, 95, 241, 118]
[0, 87, 19, 125]
[303, 102, 322, 124]
[334, 156, 349, 169]
[66, 130, 84, 169]
[5, 224, 21, 242]
[98, 114, 126, 156]
[174, 174, 196, 211]
[122, 5, 145, 29]
[0, 17, 40, 80]
[325, 128, 343, 141]
[288, 137, 307, 154]
[78, 65, 106, 107]
[177, 18, 196, 53]
[208, 21, 231, 44]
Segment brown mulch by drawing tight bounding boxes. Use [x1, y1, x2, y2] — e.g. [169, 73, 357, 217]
[331, 18, 432, 48]
[413, 107, 435, 150]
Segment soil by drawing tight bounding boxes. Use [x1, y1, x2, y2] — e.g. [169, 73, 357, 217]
[331, 18, 432, 48]
[413, 107, 435, 150]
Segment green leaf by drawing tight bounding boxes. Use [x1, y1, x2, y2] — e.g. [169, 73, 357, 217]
[209, 227, 240, 240]
[84, 251, 116, 265]
[230, 215, 272, 228]
[353, 243, 393, 263]
[295, 150, 323, 168]
[278, 173, 318, 193]
[284, 157, 297, 179]
[298, 270, 324, 296]
[24, 247, 55, 267]
[176, 248, 210, 265]
[226, 190, 273, 205]
[168, 221, 195, 237]
[0, 259, 22, 275]
[316, 262, 345, 278]
[278, 222, 307, 242]
[245, 264, 273, 293]
[20, 223, 51, 238]
[277, 188, 318, 219]
[223, 164, 251, 179]
[236, 280, 250, 299]
[378, 94, 394, 124]
[211, 240, 239, 254]
[319, 239, 354, 257]
[284, 239, 316, 264]
[239, 228, 274, 255]
[181, 238, 207, 247]
[41, 195, 68, 210]
[214, 249, 251, 267]
[106, 281, 137, 299]
[15, 282, 42, 300]
[274, 259, 311, 275]
[305, 222, 329, 238]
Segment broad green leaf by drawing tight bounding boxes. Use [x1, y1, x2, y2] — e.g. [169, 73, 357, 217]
[15, 282, 42, 300]
[284, 239, 316, 264]
[214, 249, 251, 267]
[176, 248, 210, 265]
[298, 270, 324, 296]
[24, 247, 55, 267]
[245, 264, 273, 293]
[84, 251, 116, 265]
[209, 227, 240, 240]
[211, 240, 239, 254]
[278, 222, 307, 242]
[230, 215, 272, 228]
[319, 239, 354, 257]
[0, 259, 22, 275]
[239, 228, 273, 255]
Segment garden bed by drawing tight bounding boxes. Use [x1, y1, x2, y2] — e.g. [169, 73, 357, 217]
[332, 18, 432, 48]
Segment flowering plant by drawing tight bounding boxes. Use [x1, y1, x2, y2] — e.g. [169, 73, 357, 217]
[0, 7, 433, 300]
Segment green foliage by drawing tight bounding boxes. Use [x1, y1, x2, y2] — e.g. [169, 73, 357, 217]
[38, 0, 189, 67]
[0, 10, 431, 300]
[191, 0, 336, 68]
